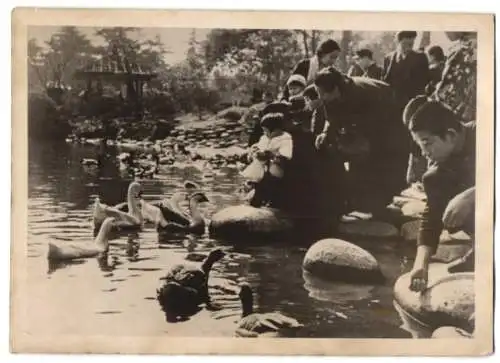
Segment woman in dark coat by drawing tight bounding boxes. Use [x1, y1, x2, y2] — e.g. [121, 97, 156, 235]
[425, 45, 446, 95]
[283, 95, 319, 216]
[281, 39, 341, 101]
[314, 67, 411, 216]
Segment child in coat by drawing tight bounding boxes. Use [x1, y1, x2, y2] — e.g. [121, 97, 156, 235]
[241, 103, 293, 208]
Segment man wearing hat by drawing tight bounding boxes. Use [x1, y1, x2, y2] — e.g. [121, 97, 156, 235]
[347, 48, 383, 80]
[383, 31, 430, 109]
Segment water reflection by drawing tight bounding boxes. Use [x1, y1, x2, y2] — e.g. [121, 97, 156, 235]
[125, 233, 141, 261]
[47, 258, 87, 276]
[97, 252, 119, 272]
[26, 140, 415, 338]
[393, 300, 433, 338]
[302, 271, 375, 304]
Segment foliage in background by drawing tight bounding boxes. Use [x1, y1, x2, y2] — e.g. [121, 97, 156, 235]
[28, 27, 431, 140]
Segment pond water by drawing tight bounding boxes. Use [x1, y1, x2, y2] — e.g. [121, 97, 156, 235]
[24, 139, 417, 338]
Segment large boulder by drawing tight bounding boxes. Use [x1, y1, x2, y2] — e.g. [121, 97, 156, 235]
[431, 326, 473, 339]
[400, 220, 422, 242]
[208, 205, 293, 240]
[302, 238, 384, 284]
[394, 263, 474, 335]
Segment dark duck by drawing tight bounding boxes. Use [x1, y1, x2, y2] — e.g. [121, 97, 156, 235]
[156, 248, 226, 322]
[119, 152, 160, 179]
[235, 283, 303, 337]
[81, 143, 108, 170]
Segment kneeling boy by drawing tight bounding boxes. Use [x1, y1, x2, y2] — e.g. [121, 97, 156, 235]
[405, 98, 476, 292]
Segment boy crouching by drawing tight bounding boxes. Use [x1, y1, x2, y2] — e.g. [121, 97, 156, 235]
[405, 97, 476, 292]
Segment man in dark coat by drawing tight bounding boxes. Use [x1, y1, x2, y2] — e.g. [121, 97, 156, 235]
[314, 67, 411, 216]
[383, 31, 430, 110]
[347, 48, 383, 80]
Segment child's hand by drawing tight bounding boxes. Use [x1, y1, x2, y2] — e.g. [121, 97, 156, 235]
[255, 150, 271, 161]
[250, 145, 260, 153]
[248, 145, 260, 161]
[271, 154, 286, 165]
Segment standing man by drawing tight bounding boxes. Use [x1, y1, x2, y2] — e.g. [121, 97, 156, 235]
[383, 31, 431, 186]
[383, 31, 430, 109]
[347, 48, 383, 80]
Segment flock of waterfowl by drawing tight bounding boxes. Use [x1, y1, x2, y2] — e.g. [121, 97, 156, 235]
[47, 179, 304, 338]
[60, 130, 475, 339]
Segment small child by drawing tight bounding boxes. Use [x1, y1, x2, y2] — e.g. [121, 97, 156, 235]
[241, 104, 293, 208]
[286, 74, 307, 98]
[404, 98, 475, 292]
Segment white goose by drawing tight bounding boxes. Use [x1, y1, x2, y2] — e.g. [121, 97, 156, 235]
[47, 217, 115, 261]
[93, 181, 143, 231]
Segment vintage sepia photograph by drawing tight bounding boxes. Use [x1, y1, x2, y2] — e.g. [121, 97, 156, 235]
[10, 8, 494, 356]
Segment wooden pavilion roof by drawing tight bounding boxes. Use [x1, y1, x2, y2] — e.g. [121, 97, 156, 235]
[74, 48, 157, 81]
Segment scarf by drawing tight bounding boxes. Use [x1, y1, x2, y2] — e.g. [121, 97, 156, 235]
[307, 55, 320, 83]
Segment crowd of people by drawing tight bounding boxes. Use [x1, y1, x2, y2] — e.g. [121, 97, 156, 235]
[242, 30, 477, 291]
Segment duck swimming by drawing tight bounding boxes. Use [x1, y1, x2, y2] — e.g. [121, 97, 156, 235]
[235, 282, 303, 337]
[156, 248, 226, 321]
[134, 153, 160, 179]
[92, 181, 143, 231]
[118, 152, 160, 179]
[48, 217, 115, 261]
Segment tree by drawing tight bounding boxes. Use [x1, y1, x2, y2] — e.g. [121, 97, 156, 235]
[202, 29, 260, 68]
[247, 30, 303, 87]
[157, 29, 219, 117]
[337, 31, 353, 72]
[92, 27, 170, 108]
[296, 30, 335, 58]
[417, 32, 431, 51]
[94, 27, 141, 59]
[346, 31, 397, 66]
[27, 27, 95, 93]
[28, 38, 46, 92]
[43, 26, 95, 86]
[206, 29, 304, 103]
